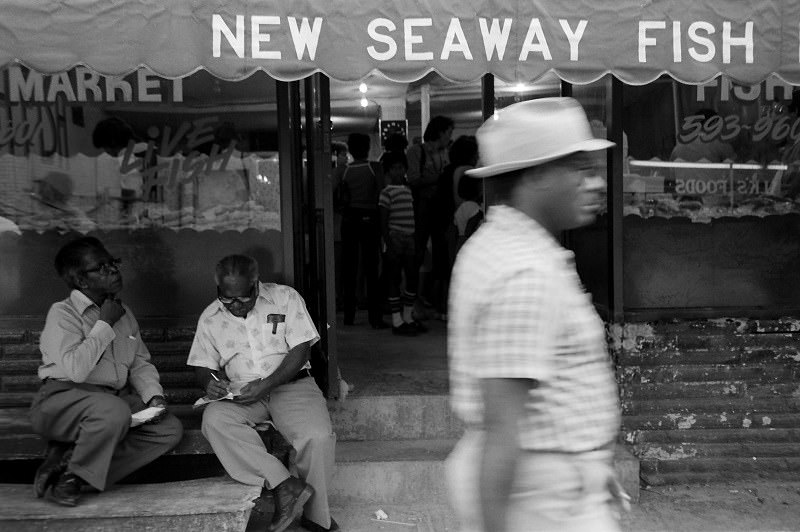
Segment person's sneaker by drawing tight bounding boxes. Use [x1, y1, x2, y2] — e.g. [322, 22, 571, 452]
[45, 472, 85, 507]
[33, 441, 71, 498]
[410, 320, 429, 333]
[392, 322, 418, 336]
[267, 477, 314, 532]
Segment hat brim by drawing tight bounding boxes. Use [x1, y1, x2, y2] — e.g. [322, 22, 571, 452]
[465, 138, 615, 179]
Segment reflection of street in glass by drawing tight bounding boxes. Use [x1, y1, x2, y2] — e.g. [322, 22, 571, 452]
[29, 171, 96, 233]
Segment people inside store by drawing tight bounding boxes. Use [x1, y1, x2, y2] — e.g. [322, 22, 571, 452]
[435, 135, 479, 306]
[446, 98, 627, 532]
[187, 254, 337, 532]
[30, 237, 184, 507]
[333, 133, 387, 328]
[405, 115, 454, 319]
[30, 171, 97, 233]
[378, 151, 424, 336]
[379, 132, 409, 164]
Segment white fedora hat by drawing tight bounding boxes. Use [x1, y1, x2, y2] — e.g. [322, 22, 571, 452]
[466, 97, 615, 178]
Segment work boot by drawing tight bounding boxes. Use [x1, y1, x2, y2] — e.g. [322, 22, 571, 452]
[266, 476, 314, 532]
[46, 472, 86, 507]
[33, 441, 71, 498]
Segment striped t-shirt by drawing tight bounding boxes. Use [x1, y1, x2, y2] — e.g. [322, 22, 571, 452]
[378, 184, 415, 234]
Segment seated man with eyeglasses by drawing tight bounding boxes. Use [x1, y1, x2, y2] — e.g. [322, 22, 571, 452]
[29, 236, 183, 506]
[187, 254, 337, 532]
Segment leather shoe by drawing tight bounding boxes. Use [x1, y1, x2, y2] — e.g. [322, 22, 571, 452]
[33, 441, 71, 498]
[267, 476, 314, 532]
[46, 472, 86, 507]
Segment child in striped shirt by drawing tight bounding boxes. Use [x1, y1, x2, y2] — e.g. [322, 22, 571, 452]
[379, 152, 423, 336]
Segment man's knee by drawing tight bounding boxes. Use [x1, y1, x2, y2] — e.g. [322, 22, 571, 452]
[295, 427, 336, 453]
[158, 413, 184, 448]
[88, 396, 131, 432]
[201, 403, 237, 437]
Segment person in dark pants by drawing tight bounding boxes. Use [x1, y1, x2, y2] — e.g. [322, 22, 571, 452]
[406, 116, 454, 316]
[333, 133, 387, 328]
[29, 237, 183, 507]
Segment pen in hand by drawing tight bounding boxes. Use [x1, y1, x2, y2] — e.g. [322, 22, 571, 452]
[208, 371, 230, 398]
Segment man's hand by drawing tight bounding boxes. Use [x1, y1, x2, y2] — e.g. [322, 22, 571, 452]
[205, 373, 231, 400]
[146, 395, 168, 424]
[607, 474, 632, 518]
[98, 297, 126, 326]
[234, 378, 270, 405]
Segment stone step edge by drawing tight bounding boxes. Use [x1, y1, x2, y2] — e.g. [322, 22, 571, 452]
[0, 477, 261, 521]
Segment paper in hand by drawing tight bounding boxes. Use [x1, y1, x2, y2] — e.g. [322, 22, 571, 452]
[193, 391, 236, 409]
[131, 406, 165, 427]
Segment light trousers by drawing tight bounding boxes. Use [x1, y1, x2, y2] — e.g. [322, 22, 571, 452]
[201, 376, 336, 529]
[446, 430, 621, 532]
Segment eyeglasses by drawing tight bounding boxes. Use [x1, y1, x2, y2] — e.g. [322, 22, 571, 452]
[82, 258, 121, 276]
[217, 283, 258, 306]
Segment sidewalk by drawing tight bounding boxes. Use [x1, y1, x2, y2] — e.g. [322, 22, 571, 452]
[321, 481, 800, 531]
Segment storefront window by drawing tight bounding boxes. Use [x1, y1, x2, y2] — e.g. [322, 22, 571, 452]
[0, 66, 285, 317]
[0, 66, 280, 233]
[625, 76, 800, 223]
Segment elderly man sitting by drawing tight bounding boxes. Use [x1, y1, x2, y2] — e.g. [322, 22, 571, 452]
[188, 254, 337, 532]
[30, 236, 183, 506]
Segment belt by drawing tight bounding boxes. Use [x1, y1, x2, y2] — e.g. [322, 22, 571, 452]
[288, 368, 312, 383]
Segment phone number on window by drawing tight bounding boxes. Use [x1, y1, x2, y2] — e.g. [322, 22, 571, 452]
[679, 114, 800, 144]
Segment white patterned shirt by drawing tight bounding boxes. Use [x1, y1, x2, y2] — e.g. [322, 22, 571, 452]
[448, 205, 620, 452]
[187, 282, 319, 392]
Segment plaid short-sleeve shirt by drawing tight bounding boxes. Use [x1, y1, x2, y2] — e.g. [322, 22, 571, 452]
[448, 205, 620, 452]
[187, 282, 319, 391]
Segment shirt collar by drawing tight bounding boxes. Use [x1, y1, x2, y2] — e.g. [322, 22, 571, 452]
[486, 204, 573, 260]
[69, 289, 98, 315]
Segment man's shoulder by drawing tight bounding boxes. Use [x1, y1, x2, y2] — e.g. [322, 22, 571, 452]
[260, 282, 302, 303]
[46, 295, 80, 320]
[459, 224, 558, 278]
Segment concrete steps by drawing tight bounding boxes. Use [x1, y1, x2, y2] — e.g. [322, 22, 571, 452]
[0, 478, 261, 532]
[617, 319, 800, 485]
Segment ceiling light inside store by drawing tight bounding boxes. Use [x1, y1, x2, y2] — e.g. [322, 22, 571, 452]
[513, 83, 528, 92]
[360, 97, 369, 108]
[359, 83, 368, 94]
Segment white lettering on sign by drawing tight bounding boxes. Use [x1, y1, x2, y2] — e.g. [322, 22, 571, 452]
[213, 15, 323, 60]
[441, 18, 472, 60]
[288, 17, 323, 60]
[675, 177, 768, 195]
[638, 20, 753, 63]
[5, 66, 183, 103]
[252, 16, 281, 60]
[405, 19, 434, 61]
[696, 78, 794, 103]
[519, 19, 552, 61]
[478, 18, 512, 61]
[559, 19, 588, 61]
[367, 18, 398, 61]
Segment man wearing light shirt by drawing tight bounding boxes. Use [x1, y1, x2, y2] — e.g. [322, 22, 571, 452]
[188, 254, 336, 532]
[29, 237, 183, 507]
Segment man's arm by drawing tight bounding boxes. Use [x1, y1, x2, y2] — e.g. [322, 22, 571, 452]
[479, 377, 536, 532]
[235, 340, 311, 404]
[126, 312, 165, 405]
[39, 303, 116, 383]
